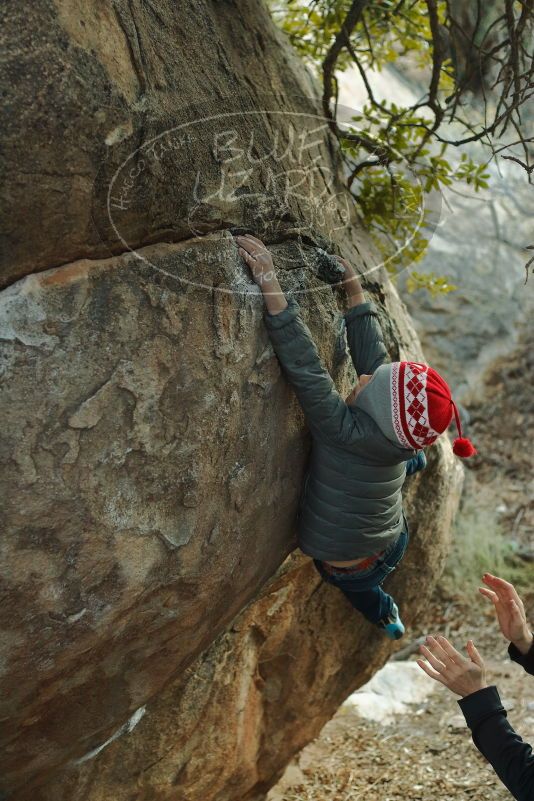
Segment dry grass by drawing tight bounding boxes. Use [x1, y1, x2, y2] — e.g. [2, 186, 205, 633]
[441, 491, 525, 600]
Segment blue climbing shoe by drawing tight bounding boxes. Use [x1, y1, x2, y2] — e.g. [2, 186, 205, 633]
[406, 450, 427, 476]
[378, 602, 405, 640]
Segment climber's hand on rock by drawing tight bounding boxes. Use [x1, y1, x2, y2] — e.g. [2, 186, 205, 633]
[335, 256, 355, 278]
[479, 574, 533, 655]
[235, 234, 288, 315]
[235, 235, 277, 288]
[336, 257, 365, 307]
[417, 636, 488, 698]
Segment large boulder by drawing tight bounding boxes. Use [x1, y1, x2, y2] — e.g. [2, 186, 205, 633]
[0, 1, 463, 799]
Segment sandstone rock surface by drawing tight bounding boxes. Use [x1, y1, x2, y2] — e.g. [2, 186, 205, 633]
[0, 0, 344, 288]
[0, 1, 463, 799]
[22, 474, 460, 801]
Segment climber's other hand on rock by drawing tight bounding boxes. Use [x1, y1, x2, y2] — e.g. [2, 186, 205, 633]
[235, 234, 277, 288]
[336, 256, 365, 305]
[335, 256, 355, 278]
[417, 635, 487, 698]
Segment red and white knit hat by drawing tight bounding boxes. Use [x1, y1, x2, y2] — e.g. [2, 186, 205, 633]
[356, 361, 477, 458]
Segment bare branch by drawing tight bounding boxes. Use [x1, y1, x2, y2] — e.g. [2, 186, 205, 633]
[322, 0, 371, 125]
[315, 0, 534, 182]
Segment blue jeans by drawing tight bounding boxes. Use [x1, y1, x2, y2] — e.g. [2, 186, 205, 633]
[406, 450, 426, 476]
[313, 516, 410, 624]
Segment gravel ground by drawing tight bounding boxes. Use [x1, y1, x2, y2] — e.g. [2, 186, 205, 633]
[268, 597, 534, 801]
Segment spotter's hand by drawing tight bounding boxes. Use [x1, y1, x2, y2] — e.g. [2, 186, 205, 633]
[417, 635, 487, 698]
[479, 573, 533, 655]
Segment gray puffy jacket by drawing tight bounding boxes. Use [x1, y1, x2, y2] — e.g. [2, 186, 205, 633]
[263, 296, 416, 561]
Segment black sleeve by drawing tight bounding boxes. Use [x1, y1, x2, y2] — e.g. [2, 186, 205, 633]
[458, 685, 534, 800]
[509, 639, 534, 676]
[344, 301, 388, 376]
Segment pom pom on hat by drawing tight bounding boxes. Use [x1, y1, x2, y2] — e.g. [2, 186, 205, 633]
[451, 403, 477, 459]
[453, 437, 477, 458]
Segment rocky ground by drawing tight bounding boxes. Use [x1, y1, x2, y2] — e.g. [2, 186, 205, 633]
[268, 326, 534, 801]
[267, 596, 534, 801]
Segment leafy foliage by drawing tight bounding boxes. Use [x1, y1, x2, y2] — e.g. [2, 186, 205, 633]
[268, 0, 526, 295]
[406, 271, 457, 297]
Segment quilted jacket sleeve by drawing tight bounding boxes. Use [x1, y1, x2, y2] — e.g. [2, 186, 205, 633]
[263, 297, 366, 446]
[344, 301, 388, 376]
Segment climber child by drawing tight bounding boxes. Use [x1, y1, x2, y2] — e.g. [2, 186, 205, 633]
[234, 233, 476, 640]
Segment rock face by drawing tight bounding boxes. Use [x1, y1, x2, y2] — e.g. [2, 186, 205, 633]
[0, 1, 463, 799]
[21, 472, 460, 801]
[0, 0, 349, 289]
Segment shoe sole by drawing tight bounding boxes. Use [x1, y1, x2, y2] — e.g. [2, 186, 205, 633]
[384, 624, 405, 640]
